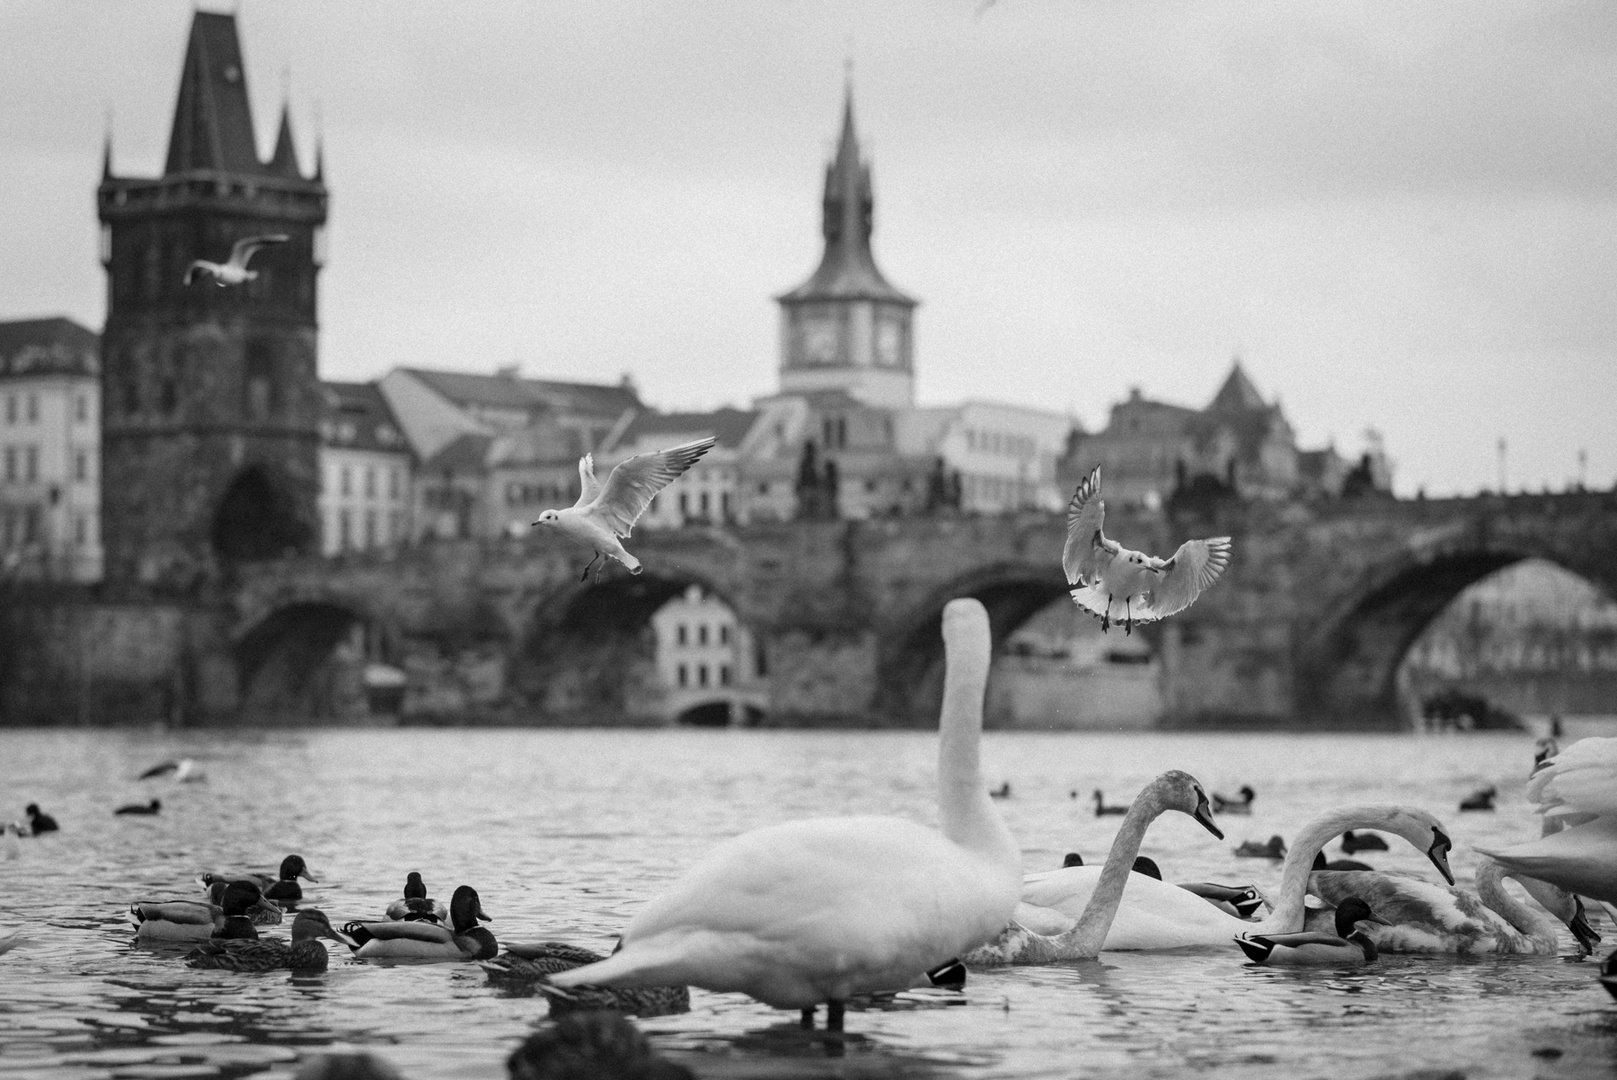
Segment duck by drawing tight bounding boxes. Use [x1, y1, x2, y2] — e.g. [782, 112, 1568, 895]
[132, 881, 264, 942]
[384, 871, 448, 923]
[1308, 857, 1602, 956]
[199, 854, 317, 903]
[1234, 835, 1286, 859]
[184, 909, 343, 972]
[989, 782, 1011, 799]
[988, 804, 1454, 951]
[1476, 737, 1617, 905]
[1236, 896, 1389, 965]
[1312, 851, 1374, 872]
[1340, 829, 1389, 854]
[548, 598, 1023, 1032]
[115, 799, 162, 816]
[338, 884, 497, 961]
[483, 942, 691, 1017]
[1093, 790, 1129, 816]
[204, 880, 284, 926]
[1212, 785, 1255, 814]
[963, 769, 1225, 965]
[1459, 785, 1498, 812]
[25, 804, 58, 833]
[1061, 852, 1084, 867]
[506, 1012, 695, 1080]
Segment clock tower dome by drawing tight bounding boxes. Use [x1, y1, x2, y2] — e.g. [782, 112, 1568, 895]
[776, 86, 918, 409]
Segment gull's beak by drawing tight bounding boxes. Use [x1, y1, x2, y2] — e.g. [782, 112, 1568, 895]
[1193, 794, 1224, 839]
[1570, 899, 1602, 955]
[1427, 828, 1455, 885]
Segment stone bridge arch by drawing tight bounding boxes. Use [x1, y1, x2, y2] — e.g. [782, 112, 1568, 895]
[231, 586, 401, 721]
[1296, 502, 1617, 728]
[874, 560, 1084, 724]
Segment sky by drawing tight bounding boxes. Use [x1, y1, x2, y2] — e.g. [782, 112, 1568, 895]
[2, 1, 1614, 497]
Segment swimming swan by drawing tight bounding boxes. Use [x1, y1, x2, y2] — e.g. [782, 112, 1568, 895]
[548, 597, 1023, 1031]
[1476, 737, 1617, 906]
[1307, 857, 1600, 955]
[989, 804, 1454, 951]
[964, 770, 1224, 964]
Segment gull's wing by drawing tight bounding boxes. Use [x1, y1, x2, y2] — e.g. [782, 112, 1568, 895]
[1140, 537, 1231, 620]
[229, 234, 290, 268]
[1062, 466, 1115, 585]
[572, 454, 602, 508]
[587, 437, 716, 537]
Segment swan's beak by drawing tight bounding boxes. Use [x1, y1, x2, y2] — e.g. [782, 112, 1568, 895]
[1570, 899, 1602, 955]
[1427, 828, 1455, 885]
[1192, 795, 1224, 839]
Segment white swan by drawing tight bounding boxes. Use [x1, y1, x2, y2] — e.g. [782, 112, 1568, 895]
[1306, 857, 1599, 955]
[1477, 736, 1617, 905]
[549, 597, 1023, 1030]
[984, 804, 1453, 951]
[964, 770, 1225, 965]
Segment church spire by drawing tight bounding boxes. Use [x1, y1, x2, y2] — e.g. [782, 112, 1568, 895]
[268, 103, 302, 178]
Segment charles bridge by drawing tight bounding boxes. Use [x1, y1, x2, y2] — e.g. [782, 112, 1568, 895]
[4, 489, 1615, 729]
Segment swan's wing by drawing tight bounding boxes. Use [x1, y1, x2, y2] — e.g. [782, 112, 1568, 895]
[572, 455, 602, 508]
[1140, 537, 1232, 619]
[587, 437, 715, 537]
[1062, 467, 1114, 584]
[1528, 737, 1617, 819]
[229, 234, 289, 268]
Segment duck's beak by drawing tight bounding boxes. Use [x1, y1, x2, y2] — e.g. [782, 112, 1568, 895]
[1570, 899, 1602, 956]
[1362, 913, 1395, 927]
[1192, 794, 1224, 839]
[1427, 828, 1455, 885]
[300, 868, 319, 883]
[476, 901, 493, 923]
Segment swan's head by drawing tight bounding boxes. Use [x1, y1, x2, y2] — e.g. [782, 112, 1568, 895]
[532, 510, 560, 526]
[1148, 770, 1224, 839]
[1344, 807, 1454, 884]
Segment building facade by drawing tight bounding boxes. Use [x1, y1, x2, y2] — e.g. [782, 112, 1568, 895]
[647, 583, 766, 724]
[97, 11, 327, 589]
[598, 407, 761, 529]
[318, 381, 413, 555]
[0, 318, 103, 582]
[898, 401, 1073, 514]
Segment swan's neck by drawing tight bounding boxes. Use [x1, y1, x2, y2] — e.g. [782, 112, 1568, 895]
[1258, 807, 1396, 934]
[936, 637, 1015, 868]
[1015, 787, 1168, 963]
[1474, 860, 1558, 949]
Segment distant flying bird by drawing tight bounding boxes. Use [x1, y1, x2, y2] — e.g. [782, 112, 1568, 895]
[1063, 466, 1232, 634]
[184, 234, 289, 286]
[532, 438, 716, 583]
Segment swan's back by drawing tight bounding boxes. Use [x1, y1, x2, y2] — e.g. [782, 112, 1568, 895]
[1308, 870, 1544, 954]
[1018, 867, 1247, 949]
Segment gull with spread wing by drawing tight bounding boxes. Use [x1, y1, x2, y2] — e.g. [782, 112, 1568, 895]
[184, 234, 290, 286]
[534, 437, 716, 582]
[1063, 465, 1232, 634]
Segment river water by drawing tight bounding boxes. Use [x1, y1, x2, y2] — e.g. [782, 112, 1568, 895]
[2, 727, 1615, 1080]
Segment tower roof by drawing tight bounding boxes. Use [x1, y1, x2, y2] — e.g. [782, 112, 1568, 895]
[267, 105, 302, 178]
[1207, 359, 1269, 414]
[163, 11, 267, 176]
[778, 86, 916, 307]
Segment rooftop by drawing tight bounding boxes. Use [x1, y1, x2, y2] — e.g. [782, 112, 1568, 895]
[0, 317, 99, 378]
[401, 367, 641, 419]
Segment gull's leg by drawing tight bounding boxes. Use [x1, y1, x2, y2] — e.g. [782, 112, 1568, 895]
[1100, 595, 1111, 634]
[579, 551, 600, 582]
[800, 1006, 815, 1029]
[1125, 597, 1133, 636]
[826, 1000, 845, 1032]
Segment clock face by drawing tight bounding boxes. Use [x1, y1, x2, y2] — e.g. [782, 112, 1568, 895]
[800, 320, 839, 365]
[875, 320, 903, 367]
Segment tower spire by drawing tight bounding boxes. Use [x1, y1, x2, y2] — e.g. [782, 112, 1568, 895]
[269, 102, 302, 178]
[163, 11, 263, 175]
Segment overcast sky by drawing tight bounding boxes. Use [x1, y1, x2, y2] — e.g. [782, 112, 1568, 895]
[2, 1, 1614, 496]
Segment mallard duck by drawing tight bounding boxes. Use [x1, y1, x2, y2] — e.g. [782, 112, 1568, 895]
[132, 881, 263, 942]
[1234, 835, 1287, 859]
[115, 799, 162, 816]
[548, 600, 1022, 1032]
[26, 804, 59, 833]
[204, 881, 284, 926]
[1236, 896, 1389, 965]
[339, 885, 496, 960]
[384, 872, 448, 923]
[1459, 785, 1498, 812]
[199, 854, 317, 903]
[483, 942, 691, 1016]
[1212, 785, 1255, 814]
[1340, 829, 1388, 853]
[1312, 851, 1375, 872]
[506, 1012, 695, 1080]
[184, 909, 343, 972]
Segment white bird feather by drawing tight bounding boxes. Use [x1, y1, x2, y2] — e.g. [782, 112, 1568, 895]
[1062, 465, 1231, 633]
[184, 234, 290, 286]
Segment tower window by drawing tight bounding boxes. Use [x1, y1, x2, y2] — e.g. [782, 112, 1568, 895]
[24, 395, 37, 423]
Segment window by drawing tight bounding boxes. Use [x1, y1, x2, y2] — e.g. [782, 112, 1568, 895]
[699, 492, 710, 517]
[75, 395, 88, 423]
[365, 466, 376, 499]
[677, 625, 687, 646]
[364, 510, 376, 548]
[24, 395, 37, 423]
[698, 625, 709, 646]
[719, 625, 730, 645]
[720, 665, 732, 687]
[22, 506, 39, 543]
[340, 466, 351, 497]
[73, 514, 87, 545]
[721, 491, 731, 518]
[338, 509, 352, 550]
[677, 663, 688, 688]
[678, 492, 689, 517]
[697, 664, 709, 688]
[2, 447, 13, 482]
[74, 450, 88, 483]
[22, 447, 34, 482]
[389, 468, 400, 500]
[4, 397, 13, 424]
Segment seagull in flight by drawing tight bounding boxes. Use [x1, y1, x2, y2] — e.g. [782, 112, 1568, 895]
[1063, 465, 1231, 634]
[534, 437, 716, 583]
[184, 234, 290, 286]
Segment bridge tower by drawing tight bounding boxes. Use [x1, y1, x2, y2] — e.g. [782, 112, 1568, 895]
[97, 11, 327, 591]
[776, 84, 918, 409]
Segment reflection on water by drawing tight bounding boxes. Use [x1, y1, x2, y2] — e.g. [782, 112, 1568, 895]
[3, 728, 1617, 1080]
